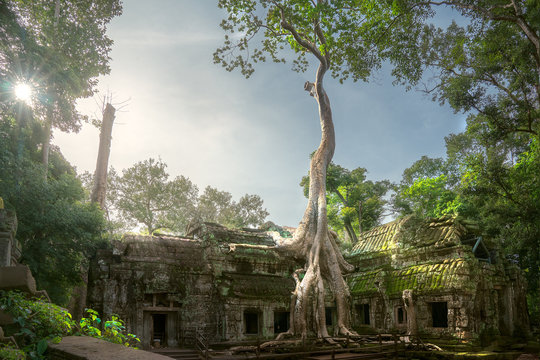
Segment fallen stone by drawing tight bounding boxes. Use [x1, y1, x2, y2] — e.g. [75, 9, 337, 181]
[0, 265, 36, 293]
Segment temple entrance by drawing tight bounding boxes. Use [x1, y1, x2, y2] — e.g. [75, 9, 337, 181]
[152, 314, 167, 347]
[143, 310, 179, 348]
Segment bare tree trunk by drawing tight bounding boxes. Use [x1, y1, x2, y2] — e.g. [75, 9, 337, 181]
[402, 290, 418, 338]
[91, 103, 116, 209]
[69, 103, 116, 321]
[358, 200, 363, 234]
[344, 219, 358, 244]
[42, 118, 51, 180]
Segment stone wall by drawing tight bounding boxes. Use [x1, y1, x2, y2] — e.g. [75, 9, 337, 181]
[88, 219, 530, 346]
[346, 216, 530, 339]
[87, 226, 301, 348]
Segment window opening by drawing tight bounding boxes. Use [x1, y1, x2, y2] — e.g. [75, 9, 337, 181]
[274, 311, 289, 333]
[356, 304, 370, 325]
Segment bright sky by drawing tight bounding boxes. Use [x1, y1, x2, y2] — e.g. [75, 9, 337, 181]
[54, 1, 466, 227]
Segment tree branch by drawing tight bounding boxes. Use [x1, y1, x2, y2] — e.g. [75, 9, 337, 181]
[278, 7, 327, 67]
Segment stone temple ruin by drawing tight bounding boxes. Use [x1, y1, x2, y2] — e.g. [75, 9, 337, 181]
[86, 216, 529, 348]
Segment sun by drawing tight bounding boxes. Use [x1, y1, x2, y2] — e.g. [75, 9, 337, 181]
[14, 83, 32, 103]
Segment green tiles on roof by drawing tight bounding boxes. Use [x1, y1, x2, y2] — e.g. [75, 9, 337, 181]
[350, 216, 468, 256]
[351, 218, 404, 255]
[349, 258, 471, 296]
[349, 269, 382, 295]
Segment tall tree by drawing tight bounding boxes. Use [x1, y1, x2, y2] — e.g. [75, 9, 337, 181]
[301, 163, 390, 243]
[108, 158, 199, 234]
[2, 1, 122, 174]
[388, 1, 540, 323]
[216, 0, 423, 338]
[0, 110, 105, 305]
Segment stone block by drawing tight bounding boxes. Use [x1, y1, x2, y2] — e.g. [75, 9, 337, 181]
[0, 238, 11, 267]
[0, 265, 36, 294]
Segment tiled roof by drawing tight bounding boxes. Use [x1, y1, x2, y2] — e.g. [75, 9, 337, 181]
[349, 258, 472, 296]
[350, 216, 468, 256]
[350, 218, 404, 254]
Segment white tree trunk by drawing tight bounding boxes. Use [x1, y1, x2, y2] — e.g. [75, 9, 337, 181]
[278, 62, 355, 340]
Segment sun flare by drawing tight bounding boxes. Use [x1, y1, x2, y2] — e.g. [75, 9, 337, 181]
[14, 83, 32, 103]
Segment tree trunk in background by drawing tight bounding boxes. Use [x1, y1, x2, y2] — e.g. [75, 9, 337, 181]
[91, 103, 116, 209]
[68, 103, 115, 321]
[403, 289, 418, 337]
[42, 118, 51, 180]
[344, 219, 358, 244]
[358, 200, 363, 234]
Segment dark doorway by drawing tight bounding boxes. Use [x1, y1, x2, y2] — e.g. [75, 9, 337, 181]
[325, 307, 335, 326]
[244, 311, 259, 334]
[430, 302, 448, 328]
[356, 304, 370, 325]
[397, 307, 406, 324]
[152, 314, 167, 346]
[274, 311, 289, 334]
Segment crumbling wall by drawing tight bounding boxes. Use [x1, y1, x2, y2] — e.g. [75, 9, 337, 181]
[87, 229, 301, 347]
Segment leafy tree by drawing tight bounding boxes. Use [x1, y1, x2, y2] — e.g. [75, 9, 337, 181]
[196, 186, 269, 228]
[0, 111, 106, 305]
[388, 1, 540, 323]
[107, 160, 269, 234]
[215, 0, 424, 338]
[392, 156, 462, 218]
[1, 0, 122, 171]
[395, 1, 540, 142]
[301, 163, 390, 243]
[108, 158, 199, 234]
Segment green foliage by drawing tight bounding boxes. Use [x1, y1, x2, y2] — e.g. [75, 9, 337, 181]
[395, 174, 460, 218]
[108, 158, 270, 233]
[387, 1, 540, 321]
[0, 292, 140, 359]
[0, 0, 122, 134]
[0, 113, 106, 305]
[79, 309, 140, 348]
[301, 163, 390, 242]
[0, 290, 75, 359]
[108, 158, 199, 234]
[215, 0, 427, 80]
[196, 186, 269, 229]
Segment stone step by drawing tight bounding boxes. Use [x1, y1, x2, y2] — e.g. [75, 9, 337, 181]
[150, 348, 200, 360]
[306, 351, 395, 360]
